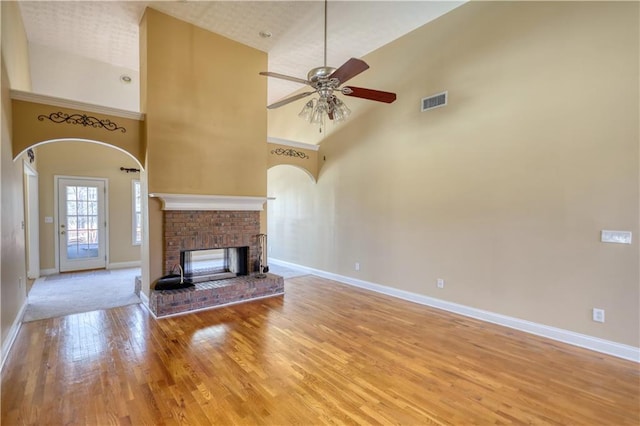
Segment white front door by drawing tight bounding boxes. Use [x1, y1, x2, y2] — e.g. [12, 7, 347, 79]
[58, 177, 107, 272]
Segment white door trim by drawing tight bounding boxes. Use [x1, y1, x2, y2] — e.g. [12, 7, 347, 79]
[23, 161, 40, 279]
[54, 175, 109, 272]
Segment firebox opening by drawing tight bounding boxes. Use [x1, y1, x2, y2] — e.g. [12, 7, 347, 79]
[180, 246, 249, 282]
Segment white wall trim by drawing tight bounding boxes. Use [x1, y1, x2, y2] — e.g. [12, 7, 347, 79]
[149, 193, 267, 211]
[107, 261, 141, 270]
[267, 137, 319, 151]
[40, 268, 58, 276]
[140, 291, 150, 309]
[24, 160, 40, 280]
[10, 89, 144, 121]
[1, 301, 27, 373]
[269, 258, 640, 363]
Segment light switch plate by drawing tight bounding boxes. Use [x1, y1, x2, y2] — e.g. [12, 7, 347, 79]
[44, 216, 53, 224]
[601, 230, 632, 244]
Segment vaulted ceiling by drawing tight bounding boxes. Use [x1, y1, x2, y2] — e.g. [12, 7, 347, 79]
[18, 1, 464, 104]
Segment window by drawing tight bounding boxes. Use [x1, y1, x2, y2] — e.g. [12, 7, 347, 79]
[132, 180, 142, 245]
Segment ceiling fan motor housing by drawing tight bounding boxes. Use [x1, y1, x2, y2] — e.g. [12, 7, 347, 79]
[308, 66, 341, 99]
[308, 66, 337, 83]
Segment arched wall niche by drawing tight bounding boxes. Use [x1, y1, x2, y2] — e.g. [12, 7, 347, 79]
[267, 163, 316, 183]
[266, 141, 318, 183]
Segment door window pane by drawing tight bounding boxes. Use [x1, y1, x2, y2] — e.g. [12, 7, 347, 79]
[66, 185, 99, 260]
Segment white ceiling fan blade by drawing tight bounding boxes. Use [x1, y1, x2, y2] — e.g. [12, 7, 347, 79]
[267, 92, 315, 109]
[259, 72, 311, 86]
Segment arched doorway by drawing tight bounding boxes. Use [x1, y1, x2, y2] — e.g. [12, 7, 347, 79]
[15, 139, 147, 320]
[15, 138, 145, 275]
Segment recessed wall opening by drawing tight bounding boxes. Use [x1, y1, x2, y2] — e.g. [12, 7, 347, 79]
[180, 246, 248, 282]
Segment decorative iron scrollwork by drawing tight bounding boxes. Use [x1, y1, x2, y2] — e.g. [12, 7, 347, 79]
[120, 167, 140, 173]
[270, 148, 309, 159]
[38, 112, 126, 133]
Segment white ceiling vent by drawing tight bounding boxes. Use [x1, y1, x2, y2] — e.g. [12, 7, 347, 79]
[421, 91, 447, 112]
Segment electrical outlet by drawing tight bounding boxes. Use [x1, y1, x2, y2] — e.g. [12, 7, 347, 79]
[601, 230, 632, 244]
[437, 278, 445, 289]
[592, 308, 605, 323]
[355, 262, 360, 271]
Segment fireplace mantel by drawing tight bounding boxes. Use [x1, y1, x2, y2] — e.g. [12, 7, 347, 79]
[150, 193, 267, 211]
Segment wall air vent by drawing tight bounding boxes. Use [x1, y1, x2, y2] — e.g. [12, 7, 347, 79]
[421, 91, 447, 112]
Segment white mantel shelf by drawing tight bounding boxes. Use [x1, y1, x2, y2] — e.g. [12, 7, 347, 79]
[150, 193, 267, 211]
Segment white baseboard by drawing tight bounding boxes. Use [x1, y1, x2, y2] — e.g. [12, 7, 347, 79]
[107, 261, 141, 270]
[41, 263, 140, 274]
[140, 291, 149, 307]
[138, 291, 158, 318]
[269, 258, 640, 363]
[1, 300, 27, 372]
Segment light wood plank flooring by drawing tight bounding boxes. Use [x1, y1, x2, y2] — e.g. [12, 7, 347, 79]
[2, 275, 639, 425]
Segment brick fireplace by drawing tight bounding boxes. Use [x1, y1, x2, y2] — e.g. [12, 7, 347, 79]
[163, 210, 260, 275]
[148, 194, 284, 317]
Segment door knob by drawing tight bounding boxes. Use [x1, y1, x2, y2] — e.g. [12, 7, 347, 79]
[60, 231, 66, 235]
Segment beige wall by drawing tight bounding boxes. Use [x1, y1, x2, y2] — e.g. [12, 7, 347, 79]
[36, 141, 141, 271]
[267, 2, 639, 347]
[1, 0, 30, 357]
[141, 9, 268, 287]
[1, 1, 31, 91]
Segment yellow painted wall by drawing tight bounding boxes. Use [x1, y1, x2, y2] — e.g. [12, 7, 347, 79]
[1, 0, 30, 358]
[268, 106, 329, 146]
[36, 141, 141, 271]
[11, 100, 144, 165]
[267, 143, 318, 181]
[142, 8, 267, 196]
[267, 2, 640, 347]
[140, 9, 268, 288]
[1, 62, 28, 357]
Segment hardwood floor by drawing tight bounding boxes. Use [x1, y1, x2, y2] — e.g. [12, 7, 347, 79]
[2, 275, 639, 425]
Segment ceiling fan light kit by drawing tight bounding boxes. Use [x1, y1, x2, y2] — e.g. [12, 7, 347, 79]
[259, 0, 396, 131]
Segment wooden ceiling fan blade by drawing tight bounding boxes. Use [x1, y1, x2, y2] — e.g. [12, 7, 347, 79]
[329, 58, 369, 85]
[259, 71, 311, 86]
[266, 92, 315, 109]
[342, 86, 397, 103]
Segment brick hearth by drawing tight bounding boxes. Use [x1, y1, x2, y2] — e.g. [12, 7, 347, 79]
[149, 273, 284, 317]
[150, 195, 282, 318]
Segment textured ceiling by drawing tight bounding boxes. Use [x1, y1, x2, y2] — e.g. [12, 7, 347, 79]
[18, 1, 464, 104]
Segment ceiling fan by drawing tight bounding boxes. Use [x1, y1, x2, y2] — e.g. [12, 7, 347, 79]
[259, 0, 397, 125]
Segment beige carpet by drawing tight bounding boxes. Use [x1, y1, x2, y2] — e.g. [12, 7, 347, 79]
[23, 268, 141, 322]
